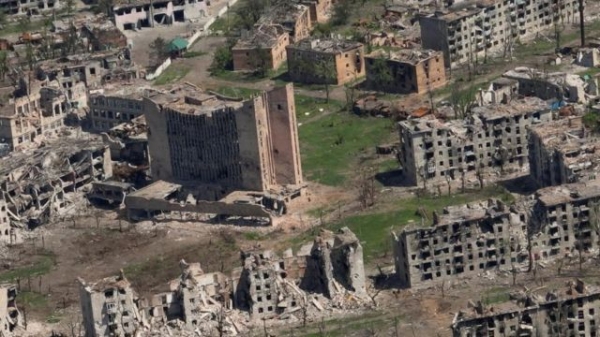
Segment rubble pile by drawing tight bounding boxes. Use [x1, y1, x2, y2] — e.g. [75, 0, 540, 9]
[78, 228, 370, 336]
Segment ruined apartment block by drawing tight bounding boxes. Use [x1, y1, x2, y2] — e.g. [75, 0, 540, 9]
[398, 97, 552, 186]
[79, 272, 140, 337]
[80, 228, 366, 335]
[0, 0, 61, 16]
[257, 2, 312, 44]
[0, 79, 85, 152]
[530, 179, 600, 261]
[112, 0, 208, 31]
[82, 19, 129, 52]
[0, 139, 112, 227]
[504, 67, 589, 103]
[0, 200, 19, 245]
[296, 0, 331, 23]
[420, 0, 579, 68]
[393, 199, 529, 287]
[145, 83, 302, 196]
[232, 25, 289, 72]
[286, 38, 365, 86]
[364, 49, 446, 94]
[453, 280, 600, 337]
[88, 87, 147, 132]
[528, 116, 600, 188]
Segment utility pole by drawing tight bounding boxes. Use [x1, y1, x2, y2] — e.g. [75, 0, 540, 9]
[579, 0, 585, 46]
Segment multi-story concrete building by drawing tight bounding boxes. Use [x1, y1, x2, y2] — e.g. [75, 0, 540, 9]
[145, 83, 302, 199]
[0, 0, 61, 16]
[0, 200, 19, 245]
[528, 116, 600, 188]
[78, 273, 140, 337]
[232, 25, 289, 72]
[399, 97, 552, 186]
[393, 199, 528, 287]
[111, 0, 208, 31]
[420, 0, 579, 68]
[364, 49, 446, 94]
[82, 19, 129, 52]
[286, 38, 365, 85]
[88, 87, 147, 132]
[297, 0, 331, 23]
[452, 280, 600, 337]
[257, 2, 312, 43]
[0, 285, 20, 336]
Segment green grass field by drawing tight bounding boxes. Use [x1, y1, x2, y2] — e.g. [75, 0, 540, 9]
[154, 64, 191, 86]
[299, 109, 393, 186]
[0, 251, 55, 282]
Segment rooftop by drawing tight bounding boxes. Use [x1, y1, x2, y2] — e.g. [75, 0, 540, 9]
[436, 199, 509, 226]
[366, 48, 442, 65]
[80, 273, 131, 293]
[471, 97, 549, 120]
[233, 24, 287, 49]
[289, 38, 363, 53]
[536, 179, 600, 206]
[258, 2, 308, 26]
[424, 0, 495, 22]
[503, 67, 586, 87]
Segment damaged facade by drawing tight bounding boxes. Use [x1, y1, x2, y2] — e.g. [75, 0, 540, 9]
[398, 97, 552, 186]
[528, 116, 600, 188]
[0, 0, 62, 16]
[393, 199, 529, 288]
[286, 38, 365, 85]
[111, 0, 209, 31]
[79, 228, 367, 336]
[504, 67, 590, 104]
[0, 285, 20, 337]
[232, 25, 290, 72]
[420, 0, 580, 68]
[257, 3, 312, 44]
[452, 279, 600, 337]
[0, 139, 112, 227]
[125, 84, 304, 223]
[364, 49, 446, 94]
[393, 177, 600, 288]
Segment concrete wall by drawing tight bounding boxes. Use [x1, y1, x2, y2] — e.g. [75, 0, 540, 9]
[237, 97, 271, 191]
[419, 17, 449, 67]
[144, 97, 174, 181]
[265, 84, 303, 186]
[287, 44, 364, 85]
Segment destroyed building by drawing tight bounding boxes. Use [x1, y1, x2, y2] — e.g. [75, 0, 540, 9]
[79, 272, 141, 337]
[295, 0, 331, 23]
[392, 199, 529, 288]
[0, 0, 62, 16]
[420, 0, 580, 68]
[504, 67, 589, 103]
[364, 49, 446, 94]
[528, 116, 600, 188]
[88, 86, 149, 132]
[0, 200, 19, 245]
[111, 0, 208, 31]
[125, 84, 304, 223]
[232, 25, 289, 72]
[286, 38, 365, 86]
[0, 285, 20, 337]
[576, 48, 600, 68]
[80, 228, 367, 336]
[530, 179, 600, 260]
[82, 18, 129, 52]
[452, 279, 600, 337]
[0, 139, 112, 227]
[257, 3, 312, 44]
[476, 78, 519, 106]
[398, 97, 552, 186]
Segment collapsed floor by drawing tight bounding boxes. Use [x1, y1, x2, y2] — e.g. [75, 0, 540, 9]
[78, 227, 370, 336]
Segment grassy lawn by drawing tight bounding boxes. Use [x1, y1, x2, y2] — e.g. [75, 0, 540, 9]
[0, 251, 56, 282]
[299, 109, 393, 186]
[482, 287, 511, 305]
[291, 186, 514, 263]
[154, 64, 191, 85]
[212, 86, 260, 99]
[182, 50, 207, 58]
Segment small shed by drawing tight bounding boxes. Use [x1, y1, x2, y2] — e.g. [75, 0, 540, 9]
[168, 38, 188, 57]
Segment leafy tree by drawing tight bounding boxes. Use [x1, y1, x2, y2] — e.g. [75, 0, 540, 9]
[0, 51, 8, 80]
[0, 10, 6, 27]
[247, 46, 270, 78]
[209, 38, 236, 74]
[96, 0, 114, 16]
[332, 0, 352, 26]
[450, 85, 478, 119]
[236, 0, 267, 30]
[17, 16, 31, 34]
[314, 58, 337, 103]
[368, 58, 394, 93]
[148, 37, 168, 69]
[65, 0, 76, 15]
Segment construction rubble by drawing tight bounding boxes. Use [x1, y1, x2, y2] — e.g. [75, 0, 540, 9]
[78, 228, 370, 336]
